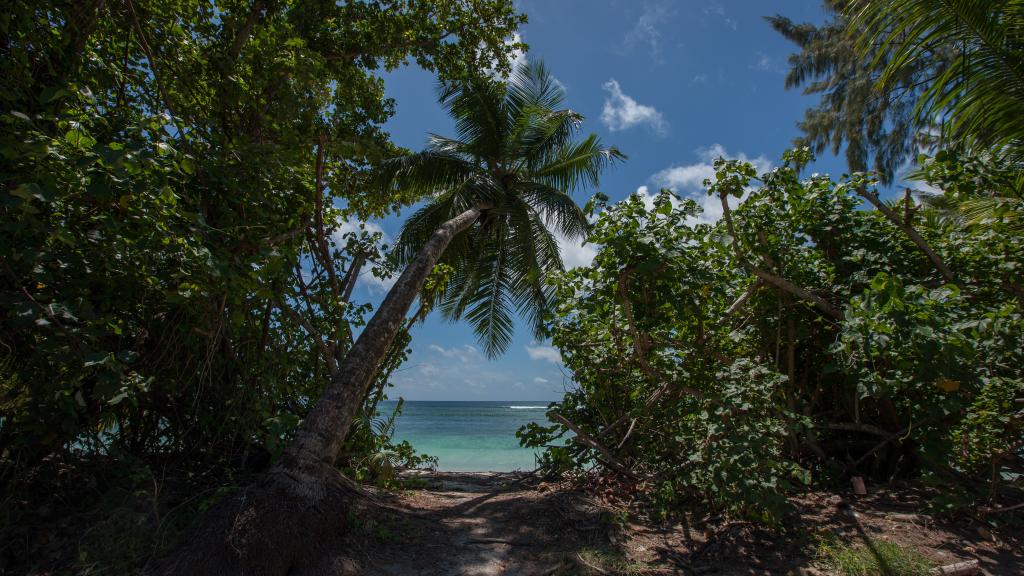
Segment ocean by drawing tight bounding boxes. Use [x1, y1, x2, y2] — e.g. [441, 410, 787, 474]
[379, 400, 555, 472]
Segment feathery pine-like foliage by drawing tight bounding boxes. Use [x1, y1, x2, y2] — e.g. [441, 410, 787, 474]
[846, 0, 1024, 165]
[767, 2, 952, 183]
[377, 62, 623, 357]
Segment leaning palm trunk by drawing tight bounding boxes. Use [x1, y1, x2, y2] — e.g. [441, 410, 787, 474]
[282, 204, 484, 469]
[153, 206, 483, 576]
[155, 62, 616, 575]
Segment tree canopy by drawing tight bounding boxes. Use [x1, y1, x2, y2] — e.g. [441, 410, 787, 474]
[1, 1, 524, 570]
[378, 62, 623, 356]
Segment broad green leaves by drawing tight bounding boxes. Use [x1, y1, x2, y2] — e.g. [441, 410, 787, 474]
[1, 0, 523, 490]
[526, 148, 1023, 521]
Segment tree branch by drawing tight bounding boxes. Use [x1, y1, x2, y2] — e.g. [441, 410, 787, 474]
[124, 0, 188, 150]
[726, 279, 763, 315]
[718, 191, 843, 320]
[858, 186, 957, 284]
[228, 0, 267, 62]
[549, 411, 636, 478]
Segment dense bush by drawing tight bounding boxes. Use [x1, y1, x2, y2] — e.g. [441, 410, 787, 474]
[522, 149, 1023, 521]
[0, 1, 521, 571]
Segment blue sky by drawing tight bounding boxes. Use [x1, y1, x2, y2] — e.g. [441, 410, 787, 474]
[348, 1, 857, 401]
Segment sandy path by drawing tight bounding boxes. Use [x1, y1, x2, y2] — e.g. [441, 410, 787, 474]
[357, 472, 610, 576]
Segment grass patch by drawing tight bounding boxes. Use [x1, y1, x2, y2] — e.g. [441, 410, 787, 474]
[573, 548, 648, 575]
[817, 534, 932, 576]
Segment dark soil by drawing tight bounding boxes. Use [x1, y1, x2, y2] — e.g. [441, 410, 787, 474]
[8, 470, 1021, 575]
[342, 471, 1022, 576]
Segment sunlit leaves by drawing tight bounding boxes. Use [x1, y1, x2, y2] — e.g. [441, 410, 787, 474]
[529, 147, 1023, 520]
[382, 62, 620, 357]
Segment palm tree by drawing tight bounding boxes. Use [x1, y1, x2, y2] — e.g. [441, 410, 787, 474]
[843, 0, 1024, 226]
[280, 61, 622, 470]
[845, 0, 1024, 163]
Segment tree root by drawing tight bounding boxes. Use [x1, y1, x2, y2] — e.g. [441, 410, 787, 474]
[147, 462, 366, 576]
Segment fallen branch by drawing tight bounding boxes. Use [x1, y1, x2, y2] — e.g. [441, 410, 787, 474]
[885, 512, 924, 523]
[465, 537, 527, 546]
[979, 501, 1024, 515]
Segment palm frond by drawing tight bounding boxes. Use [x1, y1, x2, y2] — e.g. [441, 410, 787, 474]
[518, 182, 591, 241]
[504, 201, 562, 340]
[513, 108, 585, 171]
[960, 196, 1024, 231]
[506, 60, 566, 116]
[438, 76, 510, 161]
[461, 231, 516, 358]
[846, 0, 1024, 162]
[374, 150, 474, 198]
[381, 61, 616, 356]
[533, 134, 625, 191]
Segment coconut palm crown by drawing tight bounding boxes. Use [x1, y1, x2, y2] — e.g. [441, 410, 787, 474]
[377, 61, 624, 357]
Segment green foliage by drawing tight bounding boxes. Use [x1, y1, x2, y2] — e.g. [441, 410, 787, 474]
[0, 0, 523, 572]
[846, 0, 1024, 166]
[951, 377, 1024, 472]
[911, 149, 1024, 234]
[768, 2, 950, 182]
[524, 148, 1024, 521]
[344, 398, 438, 487]
[378, 62, 623, 357]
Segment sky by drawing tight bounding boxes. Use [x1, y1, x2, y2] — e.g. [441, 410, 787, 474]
[347, 0, 862, 402]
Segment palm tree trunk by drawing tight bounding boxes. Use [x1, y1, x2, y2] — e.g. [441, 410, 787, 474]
[279, 205, 484, 470]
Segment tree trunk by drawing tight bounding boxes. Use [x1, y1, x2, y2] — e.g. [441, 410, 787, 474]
[152, 206, 484, 576]
[280, 204, 483, 470]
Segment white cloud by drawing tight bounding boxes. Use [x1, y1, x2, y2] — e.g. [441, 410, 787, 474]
[508, 33, 527, 72]
[428, 344, 483, 363]
[525, 344, 562, 365]
[330, 219, 396, 294]
[600, 79, 668, 136]
[485, 33, 568, 94]
[652, 144, 771, 192]
[703, 2, 737, 30]
[652, 162, 716, 191]
[555, 231, 598, 269]
[750, 51, 786, 74]
[624, 3, 671, 60]
[388, 343, 563, 400]
[332, 219, 387, 245]
[690, 74, 707, 85]
[533, 376, 549, 384]
[487, 32, 528, 79]
[644, 144, 772, 225]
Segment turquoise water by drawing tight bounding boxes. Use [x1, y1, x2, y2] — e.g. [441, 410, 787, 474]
[380, 400, 554, 472]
